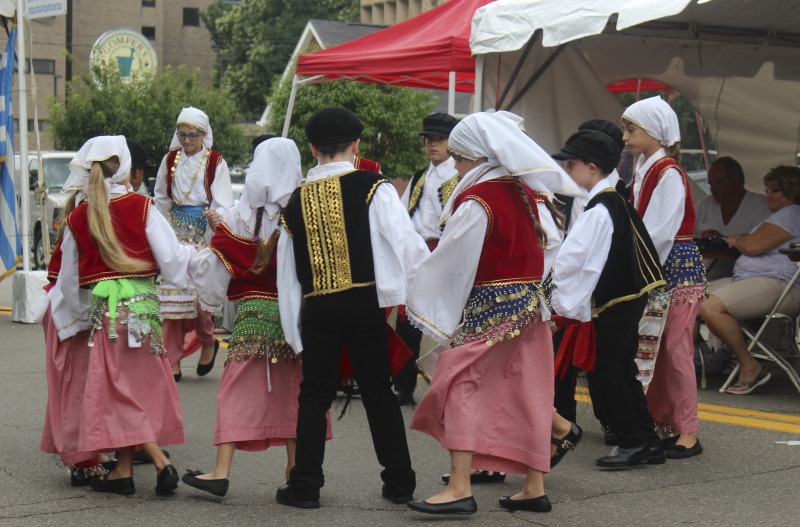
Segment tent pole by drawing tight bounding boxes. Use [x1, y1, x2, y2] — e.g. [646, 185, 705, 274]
[496, 33, 538, 110]
[448, 71, 455, 115]
[473, 54, 484, 113]
[16, 3, 30, 272]
[695, 110, 711, 169]
[503, 45, 565, 111]
[282, 75, 299, 138]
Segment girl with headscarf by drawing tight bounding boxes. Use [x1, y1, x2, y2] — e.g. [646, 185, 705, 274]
[621, 96, 707, 459]
[50, 136, 195, 495]
[406, 112, 580, 515]
[181, 138, 332, 498]
[153, 107, 234, 381]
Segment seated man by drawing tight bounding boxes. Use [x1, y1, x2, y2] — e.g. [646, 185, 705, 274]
[695, 157, 770, 279]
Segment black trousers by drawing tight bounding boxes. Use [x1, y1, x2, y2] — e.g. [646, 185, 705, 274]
[289, 287, 416, 498]
[553, 328, 605, 427]
[591, 295, 658, 448]
[392, 312, 422, 397]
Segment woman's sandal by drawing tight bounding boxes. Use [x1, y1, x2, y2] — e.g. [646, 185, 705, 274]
[725, 367, 771, 395]
[551, 422, 583, 468]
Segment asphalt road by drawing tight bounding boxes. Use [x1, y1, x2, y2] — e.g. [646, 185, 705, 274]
[1, 278, 799, 527]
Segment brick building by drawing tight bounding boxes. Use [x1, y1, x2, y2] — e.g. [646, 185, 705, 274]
[360, 0, 442, 25]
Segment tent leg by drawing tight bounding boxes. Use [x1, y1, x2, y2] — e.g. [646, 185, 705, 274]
[448, 71, 455, 115]
[282, 75, 299, 138]
[473, 55, 484, 113]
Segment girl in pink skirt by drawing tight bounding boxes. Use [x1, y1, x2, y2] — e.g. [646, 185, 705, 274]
[406, 112, 580, 515]
[51, 136, 195, 495]
[183, 137, 331, 497]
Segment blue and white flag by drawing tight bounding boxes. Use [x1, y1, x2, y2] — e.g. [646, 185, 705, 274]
[0, 27, 20, 281]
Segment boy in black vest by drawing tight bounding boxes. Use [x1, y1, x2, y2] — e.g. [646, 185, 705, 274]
[550, 127, 667, 468]
[276, 107, 427, 507]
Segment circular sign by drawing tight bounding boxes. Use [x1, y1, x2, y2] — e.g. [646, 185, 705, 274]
[90, 28, 158, 79]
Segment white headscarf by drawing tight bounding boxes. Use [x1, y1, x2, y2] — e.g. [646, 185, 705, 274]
[169, 106, 214, 151]
[232, 137, 302, 239]
[622, 96, 681, 148]
[62, 136, 131, 198]
[442, 111, 583, 223]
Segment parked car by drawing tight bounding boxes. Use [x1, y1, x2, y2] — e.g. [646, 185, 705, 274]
[14, 151, 76, 269]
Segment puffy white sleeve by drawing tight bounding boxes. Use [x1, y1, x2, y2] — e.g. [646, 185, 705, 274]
[146, 203, 195, 288]
[538, 200, 564, 274]
[210, 158, 234, 214]
[369, 182, 430, 307]
[51, 229, 91, 340]
[277, 226, 303, 354]
[153, 154, 172, 217]
[551, 204, 614, 322]
[641, 167, 685, 264]
[188, 246, 231, 311]
[406, 200, 486, 343]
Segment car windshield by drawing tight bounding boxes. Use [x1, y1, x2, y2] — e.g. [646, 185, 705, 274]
[44, 157, 72, 190]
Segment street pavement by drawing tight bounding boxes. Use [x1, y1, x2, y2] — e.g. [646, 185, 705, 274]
[1, 278, 799, 527]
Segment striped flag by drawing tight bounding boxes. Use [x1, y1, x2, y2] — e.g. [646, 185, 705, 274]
[0, 27, 20, 282]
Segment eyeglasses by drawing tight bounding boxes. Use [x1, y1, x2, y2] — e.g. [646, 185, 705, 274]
[764, 187, 783, 195]
[176, 132, 202, 141]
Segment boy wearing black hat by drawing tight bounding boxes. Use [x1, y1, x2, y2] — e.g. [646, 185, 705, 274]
[393, 112, 460, 406]
[550, 129, 667, 468]
[276, 107, 427, 508]
[126, 138, 151, 197]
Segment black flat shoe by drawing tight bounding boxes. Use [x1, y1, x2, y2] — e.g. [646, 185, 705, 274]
[276, 484, 320, 509]
[182, 470, 229, 497]
[70, 462, 113, 487]
[441, 469, 506, 484]
[90, 475, 135, 495]
[381, 483, 413, 504]
[173, 371, 182, 383]
[196, 341, 219, 376]
[407, 496, 477, 515]
[551, 422, 583, 468]
[665, 440, 703, 459]
[499, 494, 552, 512]
[155, 465, 179, 495]
[596, 445, 651, 469]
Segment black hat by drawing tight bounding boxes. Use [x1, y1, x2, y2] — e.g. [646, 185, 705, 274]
[305, 107, 363, 146]
[420, 113, 459, 138]
[252, 134, 278, 153]
[126, 138, 149, 169]
[552, 130, 621, 174]
[578, 119, 624, 150]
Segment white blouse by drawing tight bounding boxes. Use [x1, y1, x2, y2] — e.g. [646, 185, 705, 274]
[277, 161, 429, 353]
[400, 158, 460, 241]
[154, 146, 233, 215]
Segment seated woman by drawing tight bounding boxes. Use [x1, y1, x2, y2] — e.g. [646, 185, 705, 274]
[699, 165, 800, 395]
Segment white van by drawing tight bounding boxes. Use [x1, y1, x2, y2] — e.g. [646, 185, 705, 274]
[14, 151, 76, 269]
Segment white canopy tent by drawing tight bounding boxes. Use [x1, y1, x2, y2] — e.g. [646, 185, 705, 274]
[470, 0, 800, 190]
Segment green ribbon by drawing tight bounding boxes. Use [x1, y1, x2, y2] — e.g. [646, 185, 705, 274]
[91, 278, 137, 322]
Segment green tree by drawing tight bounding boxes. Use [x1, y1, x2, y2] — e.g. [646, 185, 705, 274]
[266, 73, 438, 178]
[201, 0, 359, 119]
[48, 62, 249, 165]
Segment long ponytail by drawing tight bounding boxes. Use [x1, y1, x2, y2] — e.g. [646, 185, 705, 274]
[86, 158, 151, 273]
[249, 206, 279, 275]
[55, 189, 81, 245]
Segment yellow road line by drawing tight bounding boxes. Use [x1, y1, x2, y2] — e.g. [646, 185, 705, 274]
[575, 388, 800, 433]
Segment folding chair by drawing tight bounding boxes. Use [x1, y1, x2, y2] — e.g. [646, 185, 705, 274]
[719, 261, 800, 395]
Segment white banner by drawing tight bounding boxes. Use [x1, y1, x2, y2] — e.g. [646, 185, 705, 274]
[24, 0, 67, 20]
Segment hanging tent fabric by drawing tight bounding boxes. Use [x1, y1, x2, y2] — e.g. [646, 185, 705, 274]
[282, 0, 494, 134]
[470, 0, 800, 190]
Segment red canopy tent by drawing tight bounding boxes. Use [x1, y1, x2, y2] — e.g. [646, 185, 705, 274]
[282, 0, 494, 135]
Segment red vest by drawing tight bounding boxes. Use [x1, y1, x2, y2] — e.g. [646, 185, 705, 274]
[165, 148, 223, 204]
[353, 155, 381, 174]
[633, 157, 696, 241]
[208, 222, 278, 301]
[452, 177, 545, 285]
[66, 193, 158, 286]
[47, 240, 63, 283]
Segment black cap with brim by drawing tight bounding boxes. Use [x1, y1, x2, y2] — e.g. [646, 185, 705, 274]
[552, 130, 621, 174]
[306, 106, 363, 146]
[420, 112, 459, 138]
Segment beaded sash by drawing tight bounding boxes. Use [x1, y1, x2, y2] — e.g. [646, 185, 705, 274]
[88, 277, 163, 354]
[225, 298, 295, 365]
[169, 204, 208, 246]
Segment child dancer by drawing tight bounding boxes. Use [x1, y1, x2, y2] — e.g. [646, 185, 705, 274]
[406, 111, 576, 514]
[51, 136, 194, 495]
[622, 96, 707, 458]
[182, 137, 332, 497]
[550, 128, 666, 468]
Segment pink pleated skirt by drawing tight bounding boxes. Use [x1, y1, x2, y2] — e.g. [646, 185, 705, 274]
[214, 355, 332, 450]
[77, 315, 185, 453]
[40, 308, 96, 465]
[411, 320, 554, 474]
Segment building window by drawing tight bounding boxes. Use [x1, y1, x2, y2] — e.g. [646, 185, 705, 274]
[141, 26, 156, 40]
[183, 8, 200, 27]
[31, 59, 55, 75]
[27, 119, 46, 133]
[142, 0, 155, 6]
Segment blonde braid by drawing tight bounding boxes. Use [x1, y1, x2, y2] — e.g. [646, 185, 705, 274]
[87, 158, 151, 273]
